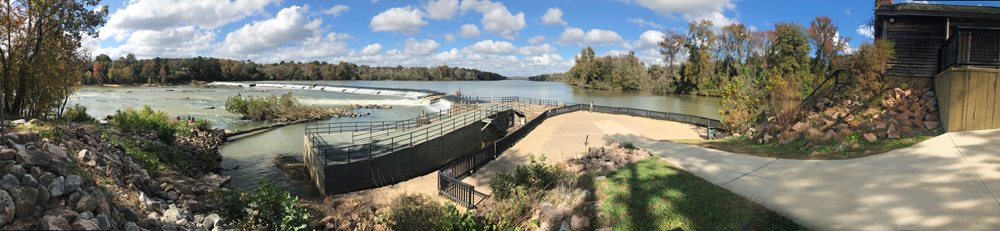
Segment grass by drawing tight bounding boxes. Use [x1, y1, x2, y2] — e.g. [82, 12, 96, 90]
[596, 157, 805, 231]
[669, 129, 941, 160]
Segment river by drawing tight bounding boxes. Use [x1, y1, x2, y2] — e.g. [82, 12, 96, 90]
[67, 80, 721, 198]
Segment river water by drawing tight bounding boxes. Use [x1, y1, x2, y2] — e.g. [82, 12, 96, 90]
[67, 80, 721, 197]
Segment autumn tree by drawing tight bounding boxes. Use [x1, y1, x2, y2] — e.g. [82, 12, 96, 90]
[808, 16, 851, 77]
[658, 29, 687, 82]
[681, 19, 717, 94]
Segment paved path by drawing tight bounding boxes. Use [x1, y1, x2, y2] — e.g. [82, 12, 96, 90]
[471, 111, 1000, 230]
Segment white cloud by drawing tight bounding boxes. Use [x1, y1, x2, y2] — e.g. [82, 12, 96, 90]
[631, 30, 664, 50]
[527, 35, 546, 45]
[323, 5, 350, 17]
[403, 38, 440, 56]
[214, 5, 322, 56]
[465, 40, 518, 55]
[519, 43, 557, 56]
[541, 8, 567, 26]
[444, 33, 456, 42]
[87, 26, 216, 58]
[858, 25, 874, 39]
[556, 27, 623, 46]
[425, 0, 460, 20]
[627, 18, 664, 29]
[101, 0, 277, 40]
[460, 0, 526, 40]
[266, 32, 355, 62]
[370, 6, 428, 35]
[845, 8, 851, 16]
[360, 44, 383, 56]
[371, 0, 378, 3]
[429, 48, 464, 62]
[460, 24, 481, 38]
[618, 0, 737, 27]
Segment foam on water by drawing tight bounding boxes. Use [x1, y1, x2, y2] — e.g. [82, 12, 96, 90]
[211, 82, 450, 111]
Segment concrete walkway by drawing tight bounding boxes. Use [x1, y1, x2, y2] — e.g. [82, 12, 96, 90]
[472, 111, 1000, 230]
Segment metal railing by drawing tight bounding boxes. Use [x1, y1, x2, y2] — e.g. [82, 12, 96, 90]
[349, 104, 480, 143]
[797, 69, 849, 110]
[437, 97, 724, 208]
[311, 103, 515, 164]
[939, 27, 1000, 73]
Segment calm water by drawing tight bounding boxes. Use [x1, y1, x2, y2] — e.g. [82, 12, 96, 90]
[68, 80, 720, 197]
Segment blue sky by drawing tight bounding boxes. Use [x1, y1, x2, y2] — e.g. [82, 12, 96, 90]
[85, 0, 1000, 77]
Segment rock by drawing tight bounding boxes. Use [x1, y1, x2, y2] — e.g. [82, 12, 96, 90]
[43, 208, 78, 222]
[49, 176, 66, 197]
[901, 120, 913, 128]
[902, 126, 913, 133]
[79, 211, 94, 220]
[38, 172, 55, 187]
[810, 151, 819, 157]
[138, 218, 160, 230]
[0, 190, 13, 227]
[889, 132, 901, 139]
[10, 164, 25, 177]
[925, 113, 938, 121]
[925, 121, 940, 129]
[48, 160, 70, 176]
[914, 120, 924, 128]
[570, 215, 590, 230]
[65, 175, 82, 193]
[588, 147, 605, 157]
[94, 214, 111, 231]
[16, 150, 54, 168]
[120, 205, 140, 222]
[0, 174, 20, 190]
[73, 219, 100, 230]
[161, 221, 179, 231]
[95, 193, 110, 216]
[0, 149, 15, 161]
[43, 144, 67, 159]
[164, 204, 183, 221]
[125, 222, 140, 231]
[36, 184, 49, 204]
[909, 102, 921, 112]
[37, 215, 72, 230]
[864, 133, 877, 142]
[21, 174, 37, 187]
[203, 214, 220, 230]
[823, 130, 835, 140]
[573, 190, 591, 206]
[8, 186, 38, 220]
[201, 173, 232, 188]
[792, 122, 809, 132]
[184, 200, 206, 213]
[75, 194, 97, 213]
[559, 220, 573, 231]
[895, 111, 911, 121]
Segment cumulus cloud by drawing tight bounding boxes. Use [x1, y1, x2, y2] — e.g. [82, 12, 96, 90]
[465, 40, 518, 54]
[618, 0, 737, 26]
[87, 26, 216, 58]
[429, 48, 464, 62]
[444, 33, 456, 42]
[541, 8, 567, 26]
[460, 0, 526, 40]
[360, 43, 383, 56]
[425, 0, 460, 20]
[460, 24, 481, 38]
[556, 27, 623, 46]
[519, 43, 557, 56]
[265, 32, 355, 62]
[403, 38, 440, 56]
[632, 30, 664, 50]
[101, 0, 277, 40]
[858, 25, 874, 39]
[527, 35, 546, 45]
[214, 5, 322, 56]
[323, 5, 350, 17]
[627, 18, 664, 29]
[370, 6, 428, 35]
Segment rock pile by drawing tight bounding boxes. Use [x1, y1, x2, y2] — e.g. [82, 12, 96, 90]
[562, 142, 651, 174]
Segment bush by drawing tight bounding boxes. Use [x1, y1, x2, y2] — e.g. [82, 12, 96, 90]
[63, 104, 99, 124]
[847, 39, 895, 92]
[768, 76, 801, 129]
[193, 118, 212, 131]
[622, 141, 637, 150]
[386, 194, 442, 230]
[490, 154, 559, 200]
[718, 68, 769, 133]
[219, 177, 310, 231]
[225, 92, 326, 121]
[112, 105, 189, 144]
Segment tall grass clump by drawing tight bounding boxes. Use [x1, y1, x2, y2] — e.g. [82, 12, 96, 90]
[112, 105, 191, 144]
[225, 92, 327, 121]
[62, 104, 99, 124]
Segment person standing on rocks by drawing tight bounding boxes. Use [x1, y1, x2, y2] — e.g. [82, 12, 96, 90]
[590, 101, 594, 112]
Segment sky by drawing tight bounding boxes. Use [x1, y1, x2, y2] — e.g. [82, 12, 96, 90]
[83, 0, 1000, 77]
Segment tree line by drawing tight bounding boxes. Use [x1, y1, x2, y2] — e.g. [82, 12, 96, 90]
[83, 56, 506, 85]
[532, 16, 853, 97]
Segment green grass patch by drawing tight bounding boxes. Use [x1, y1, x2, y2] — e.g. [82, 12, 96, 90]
[596, 158, 804, 230]
[105, 131, 172, 178]
[670, 130, 940, 160]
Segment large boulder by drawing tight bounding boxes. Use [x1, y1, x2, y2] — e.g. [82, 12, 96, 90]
[0, 149, 15, 161]
[201, 173, 231, 188]
[37, 215, 72, 230]
[48, 160, 70, 176]
[42, 144, 67, 159]
[8, 186, 39, 220]
[0, 190, 15, 227]
[72, 219, 101, 230]
[16, 150, 54, 168]
[120, 205, 140, 222]
[48, 176, 66, 197]
[0, 174, 20, 190]
[42, 207, 79, 222]
[94, 214, 111, 231]
[202, 214, 221, 230]
[22, 174, 38, 187]
[65, 175, 82, 193]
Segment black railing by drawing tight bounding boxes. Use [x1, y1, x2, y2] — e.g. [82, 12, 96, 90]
[437, 97, 724, 208]
[311, 103, 514, 164]
[349, 104, 480, 143]
[939, 27, 1000, 73]
[798, 69, 849, 110]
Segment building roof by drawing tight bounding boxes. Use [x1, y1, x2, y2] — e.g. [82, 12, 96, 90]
[878, 3, 1000, 15]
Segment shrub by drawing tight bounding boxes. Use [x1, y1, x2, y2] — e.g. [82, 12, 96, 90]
[225, 92, 327, 121]
[847, 39, 895, 92]
[437, 202, 482, 231]
[622, 141, 637, 150]
[490, 154, 560, 200]
[193, 118, 212, 131]
[768, 76, 801, 129]
[386, 193, 443, 230]
[219, 177, 310, 231]
[719, 68, 769, 134]
[63, 104, 99, 124]
[112, 105, 189, 144]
